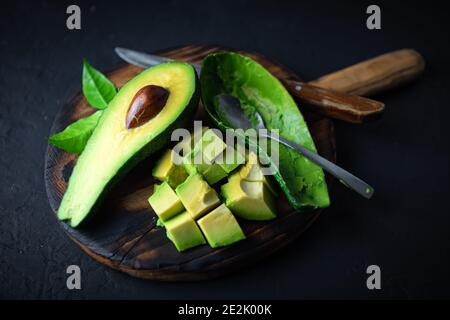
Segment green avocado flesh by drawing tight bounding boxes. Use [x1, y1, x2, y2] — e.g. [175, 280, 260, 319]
[175, 173, 220, 220]
[222, 172, 277, 221]
[58, 62, 199, 227]
[149, 129, 276, 251]
[182, 129, 244, 185]
[152, 149, 188, 188]
[148, 182, 184, 222]
[200, 52, 330, 211]
[164, 211, 206, 252]
[197, 204, 245, 248]
[239, 152, 278, 196]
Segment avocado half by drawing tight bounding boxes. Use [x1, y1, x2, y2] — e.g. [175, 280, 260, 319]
[58, 62, 199, 227]
[200, 52, 329, 211]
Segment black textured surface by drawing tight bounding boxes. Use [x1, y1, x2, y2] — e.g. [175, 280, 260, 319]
[1, 0, 450, 299]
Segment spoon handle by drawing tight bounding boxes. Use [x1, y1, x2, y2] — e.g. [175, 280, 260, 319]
[264, 132, 374, 199]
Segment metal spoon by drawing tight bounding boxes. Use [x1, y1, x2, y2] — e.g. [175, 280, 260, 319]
[215, 94, 374, 199]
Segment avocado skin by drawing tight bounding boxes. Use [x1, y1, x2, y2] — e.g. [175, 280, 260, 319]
[200, 52, 329, 211]
[59, 66, 200, 228]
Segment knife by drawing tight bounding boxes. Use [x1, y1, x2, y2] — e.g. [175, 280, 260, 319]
[115, 47, 385, 123]
[116, 47, 202, 75]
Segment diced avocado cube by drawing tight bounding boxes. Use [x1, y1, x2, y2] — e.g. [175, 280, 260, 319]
[152, 149, 179, 179]
[168, 166, 189, 188]
[182, 147, 209, 175]
[201, 162, 228, 185]
[192, 148, 212, 173]
[184, 147, 227, 185]
[152, 149, 188, 188]
[175, 126, 209, 157]
[236, 152, 278, 195]
[197, 204, 246, 248]
[148, 182, 184, 221]
[176, 173, 220, 219]
[156, 218, 165, 228]
[221, 174, 276, 221]
[164, 211, 206, 251]
[214, 147, 246, 174]
[182, 153, 198, 175]
[196, 129, 227, 162]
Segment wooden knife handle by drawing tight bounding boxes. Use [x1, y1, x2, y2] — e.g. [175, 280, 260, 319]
[285, 49, 424, 123]
[283, 80, 385, 123]
[310, 49, 425, 96]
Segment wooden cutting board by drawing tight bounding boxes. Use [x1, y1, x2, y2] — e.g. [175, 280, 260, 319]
[44, 45, 337, 281]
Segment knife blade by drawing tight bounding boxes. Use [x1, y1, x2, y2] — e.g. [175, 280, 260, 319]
[115, 47, 385, 123]
[115, 47, 202, 75]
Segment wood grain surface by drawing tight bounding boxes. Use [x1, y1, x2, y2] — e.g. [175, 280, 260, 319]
[45, 45, 415, 281]
[310, 49, 425, 96]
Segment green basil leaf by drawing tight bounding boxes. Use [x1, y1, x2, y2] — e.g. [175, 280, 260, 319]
[82, 59, 117, 109]
[49, 111, 103, 154]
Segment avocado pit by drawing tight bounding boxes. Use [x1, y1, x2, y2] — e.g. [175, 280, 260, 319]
[126, 85, 169, 129]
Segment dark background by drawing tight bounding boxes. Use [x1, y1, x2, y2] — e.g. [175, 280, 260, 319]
[1, 0, 449, 299]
